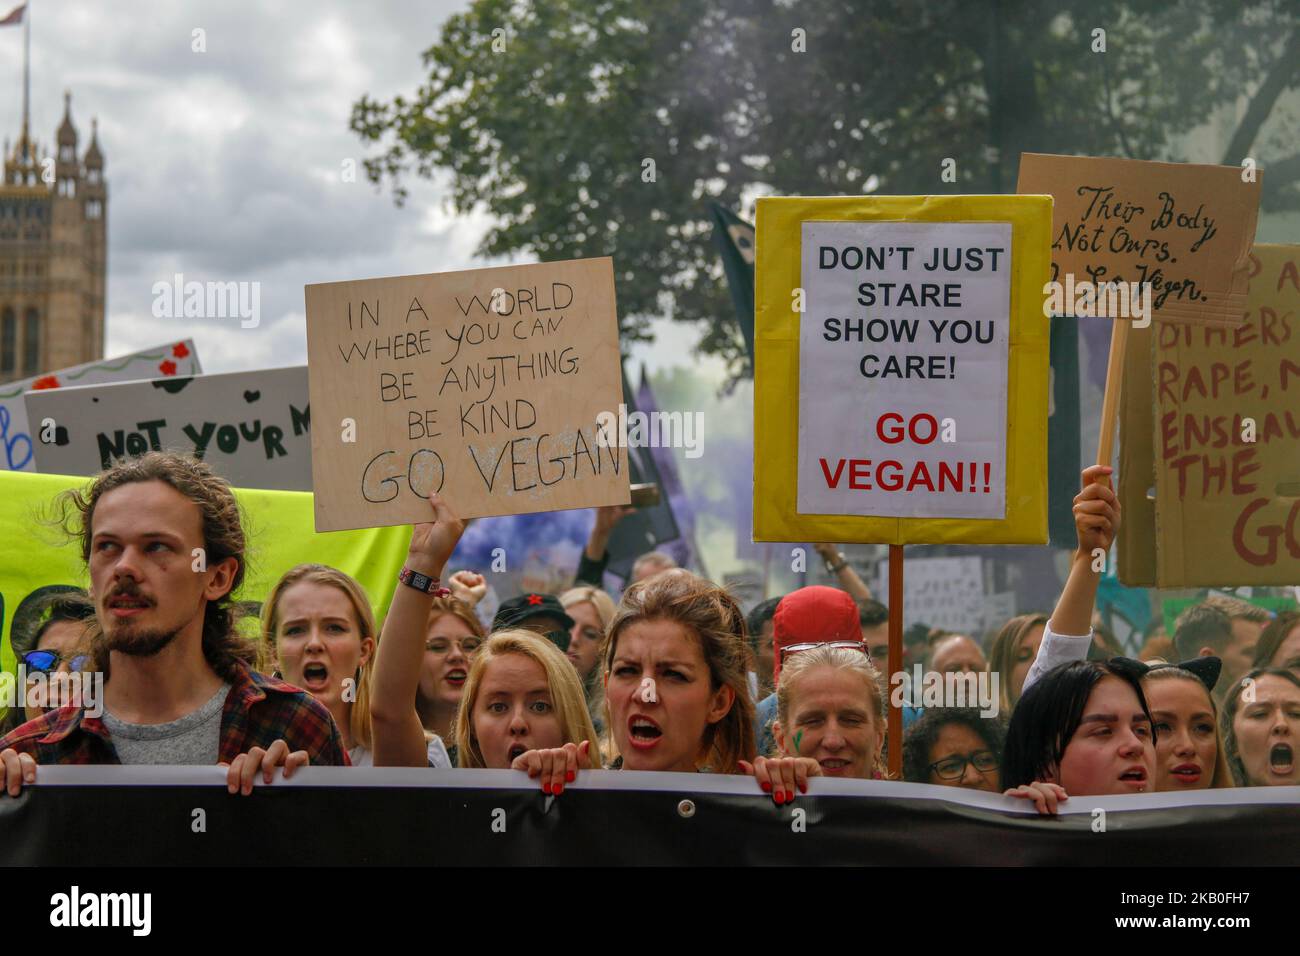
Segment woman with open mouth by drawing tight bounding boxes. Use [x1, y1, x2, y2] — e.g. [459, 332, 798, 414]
[1001, 658, 1157, 815]
[457, 629, 601, 785]
[742, 642, 888, 804]
[1222, 667, 1300, 787]
[520, 569, 755, 790]
[600, 569, 755, 777]
[416, 596, 486, 747]
[261, 564, 450, 768]
[370, 492, 596, 777]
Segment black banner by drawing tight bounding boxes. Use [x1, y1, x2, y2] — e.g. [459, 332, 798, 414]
[2, 768, 1297, 866]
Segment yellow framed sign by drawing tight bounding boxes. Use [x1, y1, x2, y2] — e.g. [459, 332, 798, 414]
[753, 195, 1052, 544]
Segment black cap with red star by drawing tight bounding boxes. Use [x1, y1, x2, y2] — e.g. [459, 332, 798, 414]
[492, 592, 576, 644]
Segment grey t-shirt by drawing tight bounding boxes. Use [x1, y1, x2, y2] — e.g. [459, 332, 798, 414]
[101, 683, 232, 765]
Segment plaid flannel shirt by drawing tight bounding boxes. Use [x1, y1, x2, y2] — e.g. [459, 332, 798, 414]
[0, 663, 350, 765]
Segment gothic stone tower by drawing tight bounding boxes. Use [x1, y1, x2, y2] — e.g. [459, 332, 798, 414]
[0, 91, 107, 384]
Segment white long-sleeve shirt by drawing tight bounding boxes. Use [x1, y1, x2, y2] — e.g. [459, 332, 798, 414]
[1020, 621, 1093, 696]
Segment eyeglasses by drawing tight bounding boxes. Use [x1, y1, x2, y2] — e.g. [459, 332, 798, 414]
[780, 640, 867, 663]
[424, 637, 483, 654]
[543, 630, 571, 653]
[928, 750, 999, 780]
[22, 650, 91, 673]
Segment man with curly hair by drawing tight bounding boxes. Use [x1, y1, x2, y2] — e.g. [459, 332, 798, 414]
[1, 453, 347, 796]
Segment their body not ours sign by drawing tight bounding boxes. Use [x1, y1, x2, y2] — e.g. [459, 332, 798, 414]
[798, 221, 1012, 520]
[304, 258, 628, 532]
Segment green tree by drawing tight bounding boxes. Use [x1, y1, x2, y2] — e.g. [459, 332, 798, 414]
[351, 0, 1300, 381]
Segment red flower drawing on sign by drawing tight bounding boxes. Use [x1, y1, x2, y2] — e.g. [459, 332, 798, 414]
[172, 342, 190, 358]
[159, 360, 177, 376]
[31, 376, 60, 390]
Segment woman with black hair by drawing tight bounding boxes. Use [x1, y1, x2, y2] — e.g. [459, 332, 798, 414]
[1002, 658, 1156, 814]
[902, 708, 1006, 792]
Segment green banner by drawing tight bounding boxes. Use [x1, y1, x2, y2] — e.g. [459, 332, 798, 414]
[0, 470, 412, 673]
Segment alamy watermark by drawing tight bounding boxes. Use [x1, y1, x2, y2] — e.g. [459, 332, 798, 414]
[595, 402, 704, 459]
[889, 665, 1000, 717]
[1042, 274, 1152, 328]
[151, 273, 260, 328]
[50, 886, 150, 936]
[0, 667, 103, 718]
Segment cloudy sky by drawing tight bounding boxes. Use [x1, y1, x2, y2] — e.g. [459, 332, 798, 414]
[2, 0, 709, 377]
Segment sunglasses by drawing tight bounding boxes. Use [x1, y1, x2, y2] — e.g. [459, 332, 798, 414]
[544, 630, 571, 653]
[22, 649, 91, 673]
[779, 640, 868, 663]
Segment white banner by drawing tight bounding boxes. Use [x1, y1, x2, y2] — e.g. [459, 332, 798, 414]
[0, 341, 200, 473]
[796, 220, 1011, 519]
[26, 366, 310, 491]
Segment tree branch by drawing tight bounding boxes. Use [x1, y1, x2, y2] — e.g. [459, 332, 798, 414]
[1222, 27, 1300, 165]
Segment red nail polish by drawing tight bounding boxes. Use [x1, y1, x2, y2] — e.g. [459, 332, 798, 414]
[542, 782, 552, 795]
[566, 770, 575, 783]
[761, 780, 772, 792]
[554, 783, 563, 795]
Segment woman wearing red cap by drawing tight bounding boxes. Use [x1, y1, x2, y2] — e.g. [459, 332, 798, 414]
[744, 642, 891, 801]
[741, 586, 884, 801]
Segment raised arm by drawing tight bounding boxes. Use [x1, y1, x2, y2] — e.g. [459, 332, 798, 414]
[1022, 465, 1121, 694]
[813, 544, 872, 601]
[576, 504, 634, 586]
[370, 493, 465, 767]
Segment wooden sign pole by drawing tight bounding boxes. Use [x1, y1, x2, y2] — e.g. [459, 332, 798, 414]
[1096, 318, 1130, 481]
[887, 543, 903, 778]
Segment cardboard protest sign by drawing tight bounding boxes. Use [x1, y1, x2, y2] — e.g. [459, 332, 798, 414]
[754, 195, 1051, 545]
[1148, 245, 1300, 586]
[304, 259, 627, 532]
[1017, 153, 1261, 326]
[0, 470, 411, 675]
[0, 341, 200, 473]
[25, 366, 310, 491]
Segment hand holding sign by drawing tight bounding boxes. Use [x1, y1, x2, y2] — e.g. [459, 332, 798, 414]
[406, 492, 467, 579]
[1073, 465, 1120, 558]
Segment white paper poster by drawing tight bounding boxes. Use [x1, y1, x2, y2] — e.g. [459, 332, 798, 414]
[796, 220, 1012, 519]
[26, 366, 310, 491]
[0, 341, 201, 473]
[876, 556, 985, 633]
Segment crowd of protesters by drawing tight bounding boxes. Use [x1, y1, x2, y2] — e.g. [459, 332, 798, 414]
[2, 452, 1298, 817]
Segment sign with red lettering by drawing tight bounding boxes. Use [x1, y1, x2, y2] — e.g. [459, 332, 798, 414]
[1148, 245, 1300, 585]
[753, 194, 1050, 545]
[797, 221, 1012, 519]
